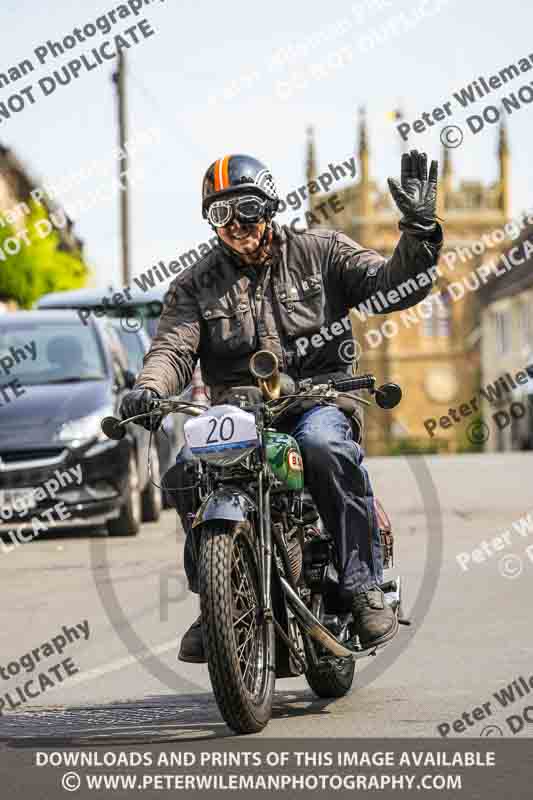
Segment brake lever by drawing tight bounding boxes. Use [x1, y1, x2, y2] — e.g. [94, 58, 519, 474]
[101, 401, 208, 441]
[335, 391, 371, 407]
[155, 399, 209, 416]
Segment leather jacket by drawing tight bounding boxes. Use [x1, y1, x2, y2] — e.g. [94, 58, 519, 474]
[135, 222, 443, 403]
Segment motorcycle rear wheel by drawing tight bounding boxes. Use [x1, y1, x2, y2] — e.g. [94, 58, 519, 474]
[199, 521, 275, 734]
[305, 652, 355, 698]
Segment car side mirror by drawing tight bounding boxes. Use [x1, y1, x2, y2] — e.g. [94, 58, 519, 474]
[123, 369, 136, 390]
[375, 383, 402, 409]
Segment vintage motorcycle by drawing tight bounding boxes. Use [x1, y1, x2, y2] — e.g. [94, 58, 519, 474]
[101, 351, 406, 735]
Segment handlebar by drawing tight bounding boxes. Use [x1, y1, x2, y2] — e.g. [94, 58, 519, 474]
[100, 375, 400, 441]
[331, 374, 376, 393]
[100, 398, 208, 441]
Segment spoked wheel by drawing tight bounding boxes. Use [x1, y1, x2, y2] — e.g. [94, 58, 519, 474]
[199, 521, 275, 734]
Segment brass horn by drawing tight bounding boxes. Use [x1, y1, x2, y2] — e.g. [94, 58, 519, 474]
[249, 350, 281, 400]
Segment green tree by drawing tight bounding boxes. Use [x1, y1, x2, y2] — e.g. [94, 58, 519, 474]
[0, 201, 89, 307]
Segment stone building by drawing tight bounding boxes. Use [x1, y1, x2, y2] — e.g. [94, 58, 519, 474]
[478, 223, 533, 452]
[306, 110, 511, 455]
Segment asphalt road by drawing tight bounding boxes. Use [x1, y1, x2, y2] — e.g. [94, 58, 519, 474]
[1, 452, 531, 744]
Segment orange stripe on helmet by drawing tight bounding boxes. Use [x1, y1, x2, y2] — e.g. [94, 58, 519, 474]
[214, 155, 230, 191]
[221, 155, 230, 189]
[213, 158, 221, 191]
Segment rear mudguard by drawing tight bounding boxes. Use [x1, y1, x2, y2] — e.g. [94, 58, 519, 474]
[191, 486, 256, 528]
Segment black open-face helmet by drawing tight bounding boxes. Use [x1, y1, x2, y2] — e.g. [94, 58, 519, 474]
[201, 154, 280, 227]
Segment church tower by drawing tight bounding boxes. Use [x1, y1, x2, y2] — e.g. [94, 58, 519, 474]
[306, 125, 317, 215]
[498, 119, 510, 218]
[306, 125, 317, 184]
[358, 107, 370, 217]
[439, 144, 452, 217]
[304, 112, 511, 454]
[357, 107, 372, 244]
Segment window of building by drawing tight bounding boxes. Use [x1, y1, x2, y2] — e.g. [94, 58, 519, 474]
[519, 301, 531, 350]
[423, 293, 452, 337]
[494, 310, 511, 355]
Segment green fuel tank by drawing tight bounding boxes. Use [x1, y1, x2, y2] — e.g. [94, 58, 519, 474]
[264, 429, 304, 491]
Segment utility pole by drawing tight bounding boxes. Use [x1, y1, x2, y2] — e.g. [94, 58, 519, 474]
[112, 51, 130, 287]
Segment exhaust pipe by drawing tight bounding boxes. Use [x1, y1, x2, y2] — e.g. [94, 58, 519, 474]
[279, 576, 355, 659]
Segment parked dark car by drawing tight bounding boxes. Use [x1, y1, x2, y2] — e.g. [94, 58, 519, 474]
[107, 317, 177, 504]
[0, 310, 162, 537]
[36, 286, 210, 457]
[37, 285, 166, 338]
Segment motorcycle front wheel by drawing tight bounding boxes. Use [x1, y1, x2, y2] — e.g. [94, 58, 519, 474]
[199, 520, 275, 734]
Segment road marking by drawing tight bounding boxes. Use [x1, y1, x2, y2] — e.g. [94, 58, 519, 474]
[66, 640, 181, 687]
[3, 638, 213, 717]
[4, 639, 204, 711]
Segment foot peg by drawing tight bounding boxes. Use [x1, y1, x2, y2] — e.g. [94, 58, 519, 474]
[381, 575, 411, 624]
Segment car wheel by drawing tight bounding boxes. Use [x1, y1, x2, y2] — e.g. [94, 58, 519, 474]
[141, 445, 163, 523]
[162, 490, 174, 510]
[107, 450, 142, 537]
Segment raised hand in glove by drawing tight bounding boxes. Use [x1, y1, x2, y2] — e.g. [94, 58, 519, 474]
[120, 387, 162, 432]
[387, 150, 438, 238]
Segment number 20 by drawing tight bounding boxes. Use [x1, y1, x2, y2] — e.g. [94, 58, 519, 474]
[206, 416, 235, 443]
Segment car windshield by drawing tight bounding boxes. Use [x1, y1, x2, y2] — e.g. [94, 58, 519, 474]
[109, 320, 146, 374]
[0, 320, 107, 386]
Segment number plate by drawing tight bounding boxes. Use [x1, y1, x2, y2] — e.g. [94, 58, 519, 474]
[184, 405, 258, 456]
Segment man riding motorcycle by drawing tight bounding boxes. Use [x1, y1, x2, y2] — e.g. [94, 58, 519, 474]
[121, 150, 442, 663]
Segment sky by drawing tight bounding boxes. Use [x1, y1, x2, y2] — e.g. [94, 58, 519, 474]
[1, 0, 532, 290]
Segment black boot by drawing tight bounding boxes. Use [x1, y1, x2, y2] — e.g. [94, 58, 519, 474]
[178, 616, 206, 663]
[351, 587, 398, 649]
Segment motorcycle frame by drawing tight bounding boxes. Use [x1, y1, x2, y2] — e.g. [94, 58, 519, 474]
[182, 393, 403, 667]
[188, 412, 362, 666]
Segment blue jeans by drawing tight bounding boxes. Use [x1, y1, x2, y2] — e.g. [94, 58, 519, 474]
[173, 405, 383, 598]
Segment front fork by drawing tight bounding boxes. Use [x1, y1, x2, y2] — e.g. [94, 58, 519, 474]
[257, 467, 273, 621]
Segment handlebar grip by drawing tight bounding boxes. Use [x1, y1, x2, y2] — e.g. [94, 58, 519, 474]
[333, 375, 375, 393]
[101, 416, 126, 440]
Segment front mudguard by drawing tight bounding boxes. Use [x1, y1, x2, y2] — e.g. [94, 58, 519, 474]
[191, 486, 256, 528]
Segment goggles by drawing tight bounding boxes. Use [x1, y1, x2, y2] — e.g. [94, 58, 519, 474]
[206, 194, 269, 228]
